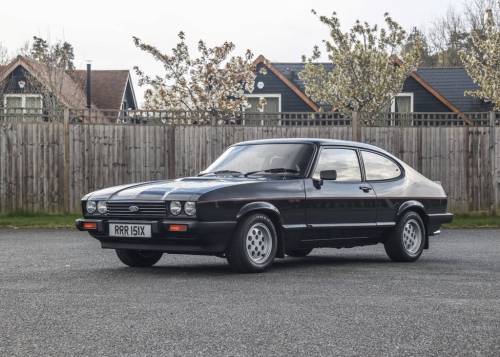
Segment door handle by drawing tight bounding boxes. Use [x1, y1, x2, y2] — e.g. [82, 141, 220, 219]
[359, 186, 373, 193]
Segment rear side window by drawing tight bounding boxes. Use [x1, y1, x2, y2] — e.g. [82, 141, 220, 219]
[361, 151, 402, 181]
[314, 148, 361, 182]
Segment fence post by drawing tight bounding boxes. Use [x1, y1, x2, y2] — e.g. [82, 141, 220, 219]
[63, 108, 70, 214]
[351, 112, 358, 142]
[210, 110, 217, 126]
[490, 111, 498, 215]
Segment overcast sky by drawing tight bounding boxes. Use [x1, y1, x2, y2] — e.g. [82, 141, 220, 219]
[2, 0, 462, 104]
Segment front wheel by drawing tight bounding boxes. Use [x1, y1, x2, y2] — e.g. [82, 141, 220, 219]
[226, 213, 277, 273]
[384, 211, 425, 262]
[115, 249, 163, 267]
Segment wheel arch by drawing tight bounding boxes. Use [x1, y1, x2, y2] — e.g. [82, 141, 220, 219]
[236, 202, 285, 258]
[396, 200, 429, 249]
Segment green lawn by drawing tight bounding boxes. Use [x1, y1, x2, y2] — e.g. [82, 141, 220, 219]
[442, 214, 500, 229]
[0, 212, 82, 228]
[0, 212, 499, 229]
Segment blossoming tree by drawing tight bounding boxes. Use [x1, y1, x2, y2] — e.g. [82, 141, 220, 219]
[459, 3, 500, 110]
[299, 11, 420, 115]
[133, 32, 266, 113]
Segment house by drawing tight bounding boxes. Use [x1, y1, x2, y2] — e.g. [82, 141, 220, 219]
[248, 55, 492, 124]
[0, 56, 137, 123]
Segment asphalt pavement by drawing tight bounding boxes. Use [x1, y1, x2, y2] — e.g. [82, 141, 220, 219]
[1, 228, 499, 357]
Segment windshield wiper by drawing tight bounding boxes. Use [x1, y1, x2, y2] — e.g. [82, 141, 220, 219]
[197, 170, 243, 177]
[244, 168, 301, 177]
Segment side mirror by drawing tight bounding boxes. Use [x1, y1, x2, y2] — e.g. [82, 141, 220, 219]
[320, 170, 337, 181]
[313, 170, 337, 189]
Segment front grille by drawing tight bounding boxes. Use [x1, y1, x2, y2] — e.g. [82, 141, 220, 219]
[107, 201, 167, 217]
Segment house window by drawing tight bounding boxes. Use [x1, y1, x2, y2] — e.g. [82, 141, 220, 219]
[391, 93, 413, 112]
[382, 93, 414, 113]
[245, 94, 281, 112]
[3, 94, 43, 122]
[381, 93, 414, 126]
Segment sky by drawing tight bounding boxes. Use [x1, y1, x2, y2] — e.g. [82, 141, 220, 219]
[1, 0, 463, 105]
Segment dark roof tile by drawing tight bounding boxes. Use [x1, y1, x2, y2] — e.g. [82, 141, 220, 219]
[415, 68, 489, 112]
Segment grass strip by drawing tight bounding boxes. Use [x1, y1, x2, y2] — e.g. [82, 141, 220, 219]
[0, 212, 82, 228]
[442, 214, 500, 229]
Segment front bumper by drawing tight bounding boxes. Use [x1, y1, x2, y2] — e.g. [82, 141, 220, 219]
[75, 218, 236, 254]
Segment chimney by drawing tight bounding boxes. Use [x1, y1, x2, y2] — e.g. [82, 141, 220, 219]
[86, 62, 92, 109]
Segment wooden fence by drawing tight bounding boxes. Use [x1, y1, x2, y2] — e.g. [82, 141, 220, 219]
[0, 110, 499, 214]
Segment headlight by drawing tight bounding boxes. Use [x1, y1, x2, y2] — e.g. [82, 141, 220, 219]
[184, 201, 196, 216]
[86, 201, 96, 214]
[97, 201, 107, 214]
[170, 201, 182, 216]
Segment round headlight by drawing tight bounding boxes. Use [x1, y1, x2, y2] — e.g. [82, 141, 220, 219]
[184, 201, 196, 216]
[97, 201, 107, 214]
[170, 201, 182, 216]
[86, 201, 96, 214]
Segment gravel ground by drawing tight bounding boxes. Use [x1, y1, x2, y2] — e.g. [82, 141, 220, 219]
[0, 228, 499, 357]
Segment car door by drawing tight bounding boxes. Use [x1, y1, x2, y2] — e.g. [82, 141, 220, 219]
[303, 147, 378, 245]
[360, 150, 405, 225]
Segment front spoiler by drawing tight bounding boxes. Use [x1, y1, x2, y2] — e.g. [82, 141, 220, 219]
[75, 218, 236, 254]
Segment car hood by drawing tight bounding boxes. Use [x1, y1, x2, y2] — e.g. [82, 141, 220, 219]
[84, 177, 259, 201]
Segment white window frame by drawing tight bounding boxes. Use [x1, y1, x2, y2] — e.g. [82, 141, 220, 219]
[391, 93, 414, 112]
[245, 94, 282, 112]
[3, 94, 43, 122]
[386, 93, 414, 126]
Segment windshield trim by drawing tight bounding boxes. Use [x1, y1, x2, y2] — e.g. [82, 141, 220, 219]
[198, 142, 318, 178]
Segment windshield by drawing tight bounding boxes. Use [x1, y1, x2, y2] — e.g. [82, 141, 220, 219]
[202, 143, 315, 178]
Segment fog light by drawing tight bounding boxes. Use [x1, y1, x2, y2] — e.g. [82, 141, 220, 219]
[86, 201, 96, 214]
[169, 224, 187, 232]
[83, 222, 97, 229]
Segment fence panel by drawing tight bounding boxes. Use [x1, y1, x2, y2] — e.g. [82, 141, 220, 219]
[0, 119, 498, 214]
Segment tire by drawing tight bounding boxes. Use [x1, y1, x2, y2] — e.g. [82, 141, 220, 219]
[226, 213, 277, 273]
[285, 248, 313, 257]
[115, 249, 163, 267]
[384, 211, 425, 262]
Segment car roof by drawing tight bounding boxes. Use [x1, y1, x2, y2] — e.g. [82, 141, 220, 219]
[233, 138, 394, 157]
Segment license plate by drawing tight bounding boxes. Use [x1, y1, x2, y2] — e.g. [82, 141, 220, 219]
[109, 223, 151, 238]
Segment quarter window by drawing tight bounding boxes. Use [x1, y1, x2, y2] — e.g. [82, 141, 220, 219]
[362, 151, 402, 181]
[314, 148, 361, 182]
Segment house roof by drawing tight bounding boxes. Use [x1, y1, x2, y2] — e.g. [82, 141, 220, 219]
[0, 56, 136, 111]
[0, 56, 92, 108]
[72, 69, 136, 110]
[415, 68, 488, 112]
[262, 56, 477, 124]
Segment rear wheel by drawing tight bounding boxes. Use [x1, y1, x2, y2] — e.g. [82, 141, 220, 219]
[285, 249, 313, 257]
[115, 249, 163, 267]
[226, 213, 277, 273]
[384, 211, 425, 262]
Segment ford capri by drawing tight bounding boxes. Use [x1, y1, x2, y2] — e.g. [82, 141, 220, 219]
[76, 138, 453, 273]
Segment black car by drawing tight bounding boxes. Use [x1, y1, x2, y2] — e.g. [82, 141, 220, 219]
[76, 139, 453, 273]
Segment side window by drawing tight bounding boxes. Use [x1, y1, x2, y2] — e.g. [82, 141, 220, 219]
[362, 151, 402, 181]
[314, 148, 361, 182]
